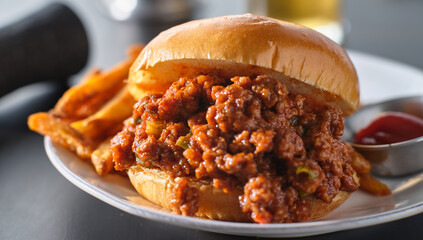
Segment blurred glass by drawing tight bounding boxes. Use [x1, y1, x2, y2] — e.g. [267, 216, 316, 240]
[249, 0, 345, 44]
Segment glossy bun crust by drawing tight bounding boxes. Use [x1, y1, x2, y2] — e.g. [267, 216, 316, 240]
[128, 14, 359, 115]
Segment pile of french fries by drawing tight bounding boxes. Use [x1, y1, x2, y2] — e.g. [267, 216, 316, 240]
[28, 45, 143, 175]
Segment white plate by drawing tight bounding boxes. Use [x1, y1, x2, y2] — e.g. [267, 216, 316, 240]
[45, 51, 423, 238]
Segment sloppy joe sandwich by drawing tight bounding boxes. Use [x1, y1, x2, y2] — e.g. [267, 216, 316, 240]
[110, 14, 362, 223]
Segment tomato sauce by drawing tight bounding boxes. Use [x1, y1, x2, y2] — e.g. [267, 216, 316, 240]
[355, 112, 423, 145]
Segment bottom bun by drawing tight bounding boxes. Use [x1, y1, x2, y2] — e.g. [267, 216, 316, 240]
[128, 165, 354, 222]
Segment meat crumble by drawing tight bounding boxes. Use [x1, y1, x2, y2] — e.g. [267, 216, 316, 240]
[110, 74, 359, 223]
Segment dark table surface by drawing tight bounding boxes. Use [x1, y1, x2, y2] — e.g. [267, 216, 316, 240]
[1, 1, 423, 239]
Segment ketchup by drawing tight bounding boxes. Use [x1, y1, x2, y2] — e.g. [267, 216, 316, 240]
[355, 112, 423, 145]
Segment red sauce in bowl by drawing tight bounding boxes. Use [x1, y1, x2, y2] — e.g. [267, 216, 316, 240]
[354, 112, 423, 145]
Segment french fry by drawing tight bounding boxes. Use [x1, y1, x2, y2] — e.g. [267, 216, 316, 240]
[28, 112, 94, 159]
[91, 138, 114, 176]
[127, 44, 144, 59]
[70, 85, 136, 141]
[78, 68, 102, 84]
[359, 173, 391, 196]
[52, 45, 144, 120]
[351, 151, 371, 175]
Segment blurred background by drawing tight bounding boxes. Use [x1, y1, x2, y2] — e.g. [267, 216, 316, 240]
[1, 0, 422, 77]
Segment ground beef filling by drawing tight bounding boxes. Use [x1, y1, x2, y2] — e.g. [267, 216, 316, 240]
[111, 74, 359, 223]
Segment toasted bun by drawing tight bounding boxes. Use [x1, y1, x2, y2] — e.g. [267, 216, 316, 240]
[128, 14, 359, 115]
[128, 166, 249, 222]
[128, 165, 354, 222]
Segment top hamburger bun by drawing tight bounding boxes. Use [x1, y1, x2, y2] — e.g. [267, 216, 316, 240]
[128, 13, 359, 116]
